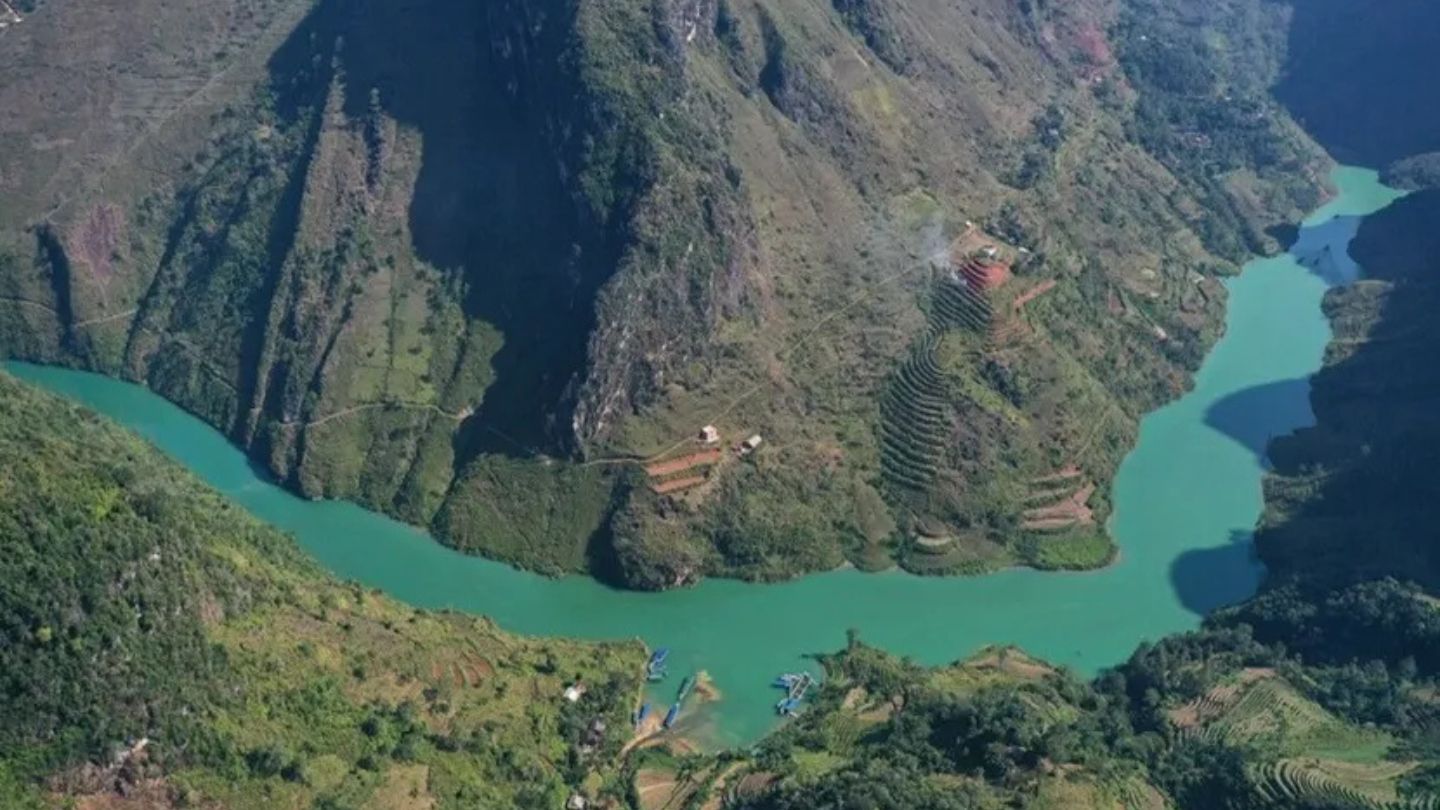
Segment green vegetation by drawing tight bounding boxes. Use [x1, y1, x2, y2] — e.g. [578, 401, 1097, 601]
[690, 573, 1440, 810]
[708, 72, 1440, 809]
[0, 0, 1332, 588]
[0, 371, 644, 808]
[1383, 154, 1440, 191]
[435, 456, 619, 576]
[6, 365, 1435, 810]
[1116, 0, 1325, 260]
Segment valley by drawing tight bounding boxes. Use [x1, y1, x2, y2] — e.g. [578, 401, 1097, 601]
[3, 0, 1440, 807]
[4, 161, 1401, 751]
[0, 0, 1326, 587]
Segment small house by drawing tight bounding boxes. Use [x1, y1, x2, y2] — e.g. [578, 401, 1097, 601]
[566, 794, 589, 810]
[738, 434, 763, 456]
[699, 425, 720, 445]
[563, 682, 586, 703]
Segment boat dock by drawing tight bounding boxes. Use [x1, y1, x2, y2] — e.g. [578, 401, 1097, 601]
[772, 671, 815, 716]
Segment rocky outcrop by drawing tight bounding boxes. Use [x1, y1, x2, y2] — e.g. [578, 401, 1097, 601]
[0, 0, 1331, 587]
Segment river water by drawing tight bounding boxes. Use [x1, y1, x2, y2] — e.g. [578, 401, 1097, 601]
[5, 166, 1403, 747]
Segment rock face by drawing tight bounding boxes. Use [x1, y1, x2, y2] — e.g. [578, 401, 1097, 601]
[0, 0, 1328, 587]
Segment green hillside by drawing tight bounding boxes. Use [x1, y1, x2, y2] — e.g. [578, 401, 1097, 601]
[3, 352, 1437, 808]
[0, 0, 1328, 587]
[629, 598, 1440, 810]
[0, 371, 644, 809]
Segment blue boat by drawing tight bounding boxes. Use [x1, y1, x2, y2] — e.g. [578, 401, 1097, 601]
[633, 703, 650, 727]
[772, 673, 800, 689]
[663, 704, 680, 728]
[776, 697, 800, 715]
[646, 648, 670, 682]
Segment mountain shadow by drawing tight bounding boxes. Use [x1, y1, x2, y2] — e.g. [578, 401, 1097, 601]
[270, 0, 630, 459]
[1169, 529, 1264, 616]
[1275, 0, 1440, 167]
[1204, 378, 1313, 462]
[1254, 190, 1440, 592]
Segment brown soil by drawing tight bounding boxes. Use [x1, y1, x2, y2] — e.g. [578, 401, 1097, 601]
[732, 773, 779, 803]
[693, 671, 722, 703]
[969, 649, 1057, 680]
[1169, 667, 1277, 728]
[621, 713, 665, 757]
[645, 448, 723, 478]
[1022, 482, 1096, 529]
[66, 781, 188, 810]
[1012, 279, 1057, 312]
[634, 769, 680, 810]
[635, 765, 705, 810]
[1030, 465, 1082, 484]
[69, 203, 124, 284]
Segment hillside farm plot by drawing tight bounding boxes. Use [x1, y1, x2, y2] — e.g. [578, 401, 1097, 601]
[1170, 672, 1428, 808]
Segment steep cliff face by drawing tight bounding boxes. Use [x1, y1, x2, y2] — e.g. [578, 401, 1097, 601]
[0, 0, 1326, 587]
[1260, 189, 1440, 592]
[1254, 0, 1440, 594]
[1276, 0, 1440, 168]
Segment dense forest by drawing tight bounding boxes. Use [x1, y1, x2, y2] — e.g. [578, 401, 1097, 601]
[3, 0, 1440, 805]
[4, 352, 1438, 807]
[717, 579, 1440, 809]
[0, 372, 644, 809]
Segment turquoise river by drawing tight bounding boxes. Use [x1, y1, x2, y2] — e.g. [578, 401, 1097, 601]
[5, 165, 1404, 749]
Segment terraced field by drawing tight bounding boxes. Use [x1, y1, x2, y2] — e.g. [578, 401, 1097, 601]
[1252, 760, 1435, 809]
[931, 274, 996, 333]
[878, 335, 950, 494]
[1171, 673, 1432, 809]
[878, 267, 1009, 498]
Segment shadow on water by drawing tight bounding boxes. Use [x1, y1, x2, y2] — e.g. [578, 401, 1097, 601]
[1264, 222, 1300, 253]
[1169, 529, 1263, 616]
[1289, 213, 1368, 286]
[1203, 378, 1312, 461]
[1248, 190, 1440, 592]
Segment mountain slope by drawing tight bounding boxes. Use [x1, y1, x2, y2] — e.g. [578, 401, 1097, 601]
[0, 369, 644, 809]
[1275, 0, 1440, 169]
[0, 0, 1327, 587]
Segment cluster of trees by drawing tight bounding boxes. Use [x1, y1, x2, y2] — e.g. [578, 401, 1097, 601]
[742, 577, 1440, 809]
[0, 373, 644, 808]
[1382, 152, 1440, 191]
[1114, 0, 1318, 262]
[0, 374, 289, 779]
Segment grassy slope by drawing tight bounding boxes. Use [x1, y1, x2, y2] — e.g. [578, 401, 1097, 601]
[593, 0, 1328, 585]
[0, 370, 644, 809]
[649, 624, 1440, 809]
[0, 0, 1329, 588]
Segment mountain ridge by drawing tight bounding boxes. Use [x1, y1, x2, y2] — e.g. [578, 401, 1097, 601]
[0, 0, 1327, 587]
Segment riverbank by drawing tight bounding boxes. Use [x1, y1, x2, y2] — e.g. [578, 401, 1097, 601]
[4, 165, 1402, 748]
